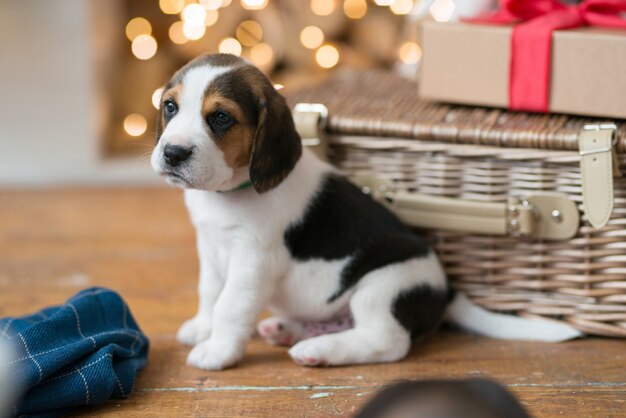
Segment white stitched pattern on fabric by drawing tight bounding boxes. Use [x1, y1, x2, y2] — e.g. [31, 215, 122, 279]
[1, 318, 15, 337]
[113, 371, 127, 398]
[68, 304, 97, 349]
[75, 366, 90, 404]
[122, 303, 129, 330]
[129, 333, 141, 356]
[42, 353, 112, 384]
[17, 333, 43, 384]
[8, 329, 142, 365]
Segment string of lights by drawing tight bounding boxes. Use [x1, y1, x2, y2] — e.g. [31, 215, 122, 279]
[120, 0, 455, 140]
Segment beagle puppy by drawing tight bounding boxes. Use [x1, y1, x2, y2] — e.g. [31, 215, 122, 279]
[151, 54, 580, 370]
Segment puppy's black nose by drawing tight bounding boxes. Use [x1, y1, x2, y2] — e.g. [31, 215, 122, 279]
[163, 144, 192, 167]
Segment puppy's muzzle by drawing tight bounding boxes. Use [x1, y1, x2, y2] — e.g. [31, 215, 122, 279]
[163, 144, 192, 167]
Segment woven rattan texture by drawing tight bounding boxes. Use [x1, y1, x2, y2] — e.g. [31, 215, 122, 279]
[286, 69, 626, 152]
[287, 70, 626, 337]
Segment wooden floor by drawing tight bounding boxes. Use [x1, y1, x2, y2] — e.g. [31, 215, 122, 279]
[1, 188, 625, 417]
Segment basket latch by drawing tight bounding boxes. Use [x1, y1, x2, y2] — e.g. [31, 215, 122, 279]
[353, 174, 580, 241]
[293, 103, 329, 162]
[579, 123, 619, 229]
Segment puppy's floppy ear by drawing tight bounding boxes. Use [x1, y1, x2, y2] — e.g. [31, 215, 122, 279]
[249, 88, 302, 193]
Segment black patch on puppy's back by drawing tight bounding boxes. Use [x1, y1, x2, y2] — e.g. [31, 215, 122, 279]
[284, 174, 430, 302]
[392, 285, 448, 339]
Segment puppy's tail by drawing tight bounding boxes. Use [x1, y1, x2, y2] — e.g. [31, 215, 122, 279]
[446, 293, 582, 342]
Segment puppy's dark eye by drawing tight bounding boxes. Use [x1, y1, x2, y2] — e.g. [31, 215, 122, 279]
[164, 100, 178, 117]
[207, 110, 234, 132]
[215, 111, 232, 127]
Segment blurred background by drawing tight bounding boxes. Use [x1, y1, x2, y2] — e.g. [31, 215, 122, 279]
[0, 0, 475, 187]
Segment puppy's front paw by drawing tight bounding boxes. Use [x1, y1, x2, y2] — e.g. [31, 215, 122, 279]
[186, 338, 243, 371]
[177, 316, 212, 346]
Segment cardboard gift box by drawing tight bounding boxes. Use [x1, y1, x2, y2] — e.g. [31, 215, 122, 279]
[419, 21, 626, 119]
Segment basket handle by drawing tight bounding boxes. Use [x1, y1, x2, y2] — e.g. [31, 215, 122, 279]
[293, 104, 580, 241]
[352, 174, 579, 241]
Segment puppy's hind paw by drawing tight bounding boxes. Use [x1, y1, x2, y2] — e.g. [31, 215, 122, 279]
[177, 316, 212, 346]
[257, 317, 304, 347]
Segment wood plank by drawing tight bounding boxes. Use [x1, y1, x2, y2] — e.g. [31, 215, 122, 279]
[72, 386, 626, 417]
[2, 188, 626, 418]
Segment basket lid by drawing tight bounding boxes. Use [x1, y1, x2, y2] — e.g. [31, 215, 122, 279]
[285, 69, 626, 152]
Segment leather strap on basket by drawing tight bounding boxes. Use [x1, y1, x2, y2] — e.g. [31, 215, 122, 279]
[579, 123, 620, 229]
[292, 103, 583, 241]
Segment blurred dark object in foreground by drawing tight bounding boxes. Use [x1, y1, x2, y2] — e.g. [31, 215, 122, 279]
[355, 378, 530, 418]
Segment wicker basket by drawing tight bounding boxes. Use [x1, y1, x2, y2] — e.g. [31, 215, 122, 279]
[286, 69, 626, 338]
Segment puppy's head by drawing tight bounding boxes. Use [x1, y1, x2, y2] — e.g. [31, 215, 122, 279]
[151, 54, 302, 193]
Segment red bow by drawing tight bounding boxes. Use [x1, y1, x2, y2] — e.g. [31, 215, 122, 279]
[471, 0, 626, 112]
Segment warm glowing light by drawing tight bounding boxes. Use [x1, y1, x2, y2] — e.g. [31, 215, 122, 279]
[374, 0, 394, 5]
[219, 37, 242, 56]
[125, 17, 152, 41]
[199, 0, 222, 9]
[390, 0, 413, 15]
[430, 0, 455, 22]
[316, 44, 339, 69]
[300, 26, 324, 49]
[169, 21, 188, 44]
[241, 0, 268, 10]
[399, 41, 422, 64]
[236, 20, 263, 46]
[182, 3, 207, 23]
[183, 21, 206, 40]
[205, 9, 219, 26]
[160, 0, 185, 14]
[311, 0, 335, 16]
[273, 83, 284, 90]
[131, 34, 157, 60]
[124, 114, 148, 137]
[152, 88, 164, 109]
[250, 43, 273, 66]
[221, 0, 232, 5]
[343, 0, 367, 19]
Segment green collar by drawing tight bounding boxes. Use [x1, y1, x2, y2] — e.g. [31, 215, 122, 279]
[221, 180, 254, 193]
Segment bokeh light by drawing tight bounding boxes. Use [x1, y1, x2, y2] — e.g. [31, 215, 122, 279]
[131, 34, 157, 60]
[183, 21, 206, 40]
[311, 0, 336, 16]
[430, 0, 455, 22]
[343, 0, 367, 19]
[374, 0, 394, 5]
[152, 88, 164, 109]
[125, 17, 152, 41]
[123, 114, 148, 137]
[250, 43, 273, 66]
[315, 44, 339, 69]
[159, 0, 185, 14]
[182, 3, 207, 24]
[390, 0, 413, 15]
[273, 83, 284, 90]
[219, 37, 243, 56]
[241, 0, 268, 10]
[169, 21, 188, 44]
[236, 20, 263, 47]
[398, 41, 422, 64]
[199, 0, 222, 9]
[205, 10, 219, 26]
[300, 26, 324, 49]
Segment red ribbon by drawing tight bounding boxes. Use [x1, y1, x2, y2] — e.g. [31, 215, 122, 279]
[470, 0, 626, 112]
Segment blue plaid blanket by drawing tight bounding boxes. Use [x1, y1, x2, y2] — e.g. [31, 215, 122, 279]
[0, 287, 149, 417]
